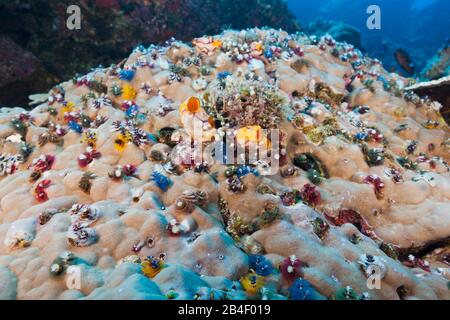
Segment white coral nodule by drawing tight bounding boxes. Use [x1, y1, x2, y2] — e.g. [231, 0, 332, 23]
[67, 222, 97, 247]
[4, 218, 36, 250]
[357, 254, 387, 279]
[66, 204, 99, 247]
[0, 153, 23, 176]
[68, 204, 99, 223]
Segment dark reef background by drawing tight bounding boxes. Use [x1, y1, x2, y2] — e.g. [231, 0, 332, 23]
[0, 0, 449, 108]
[0, 0, 299, 107]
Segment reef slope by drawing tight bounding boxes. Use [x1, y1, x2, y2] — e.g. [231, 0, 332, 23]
[0, 28, 449, 300]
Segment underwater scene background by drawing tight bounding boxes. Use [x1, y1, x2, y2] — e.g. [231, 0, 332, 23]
[0, 0, 449, 302]
[288, 0, 450, 76]
[0, 0, 448, 107]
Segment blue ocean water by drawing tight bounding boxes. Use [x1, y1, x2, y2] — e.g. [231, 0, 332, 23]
[287, 0, 450, 72]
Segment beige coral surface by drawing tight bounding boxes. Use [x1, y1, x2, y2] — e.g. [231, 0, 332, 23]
[0, 28, 449, 300]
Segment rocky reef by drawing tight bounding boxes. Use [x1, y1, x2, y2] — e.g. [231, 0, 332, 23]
[303, 20, 364, 51]
[406, 76, 450, 126]
[0, 0, 299, 107]
[420, 43, 450, 81]
[0, 28, 449, 300]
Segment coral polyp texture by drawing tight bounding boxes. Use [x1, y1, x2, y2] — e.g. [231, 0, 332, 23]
[0, 28, 449, 300]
